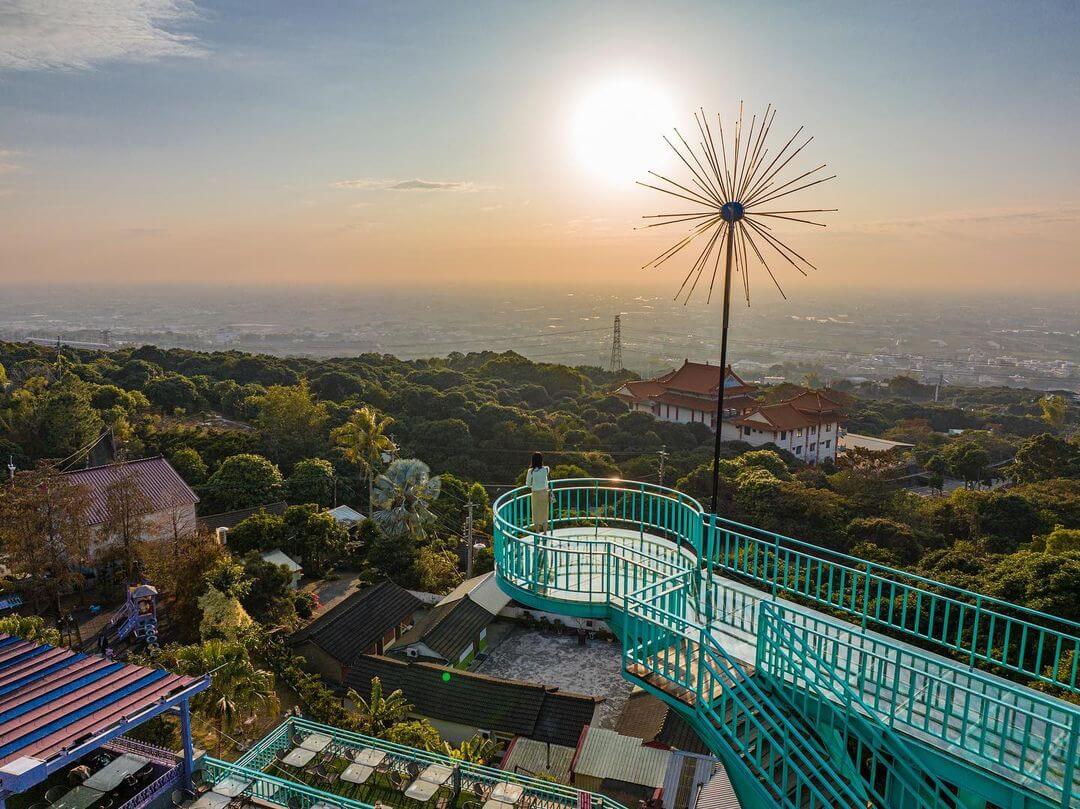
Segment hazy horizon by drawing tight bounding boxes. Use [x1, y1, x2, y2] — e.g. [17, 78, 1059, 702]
[2, 1, 1080, 295]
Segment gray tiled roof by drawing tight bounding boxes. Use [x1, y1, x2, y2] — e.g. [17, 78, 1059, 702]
[396, 595, 494, 662]
[290, 581, 421, 665]
[344, 654, 599, 747]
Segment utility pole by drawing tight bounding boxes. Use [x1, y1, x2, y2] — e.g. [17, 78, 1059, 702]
[657, 445, 669, 486]
[464, 499, 476, 578]
[934, 372, 944, 403]
[609, 314, 623, 373]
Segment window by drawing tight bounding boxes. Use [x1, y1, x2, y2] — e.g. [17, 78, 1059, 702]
[824, 439, 831, 448]
[810, 442, 816, 451]
[826, 423, 832, 432]
[797, 429, 804, 437]
[780, 431, 787, 441]
[795, 445, 802, 455]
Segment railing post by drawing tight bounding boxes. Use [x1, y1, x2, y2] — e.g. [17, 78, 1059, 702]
[1061, 712, 1079, 809]
[771, 532, 780, 601]
[970, 595, 982, 669]
[638, 482, 645, 540]
[861, 563, 872, 632]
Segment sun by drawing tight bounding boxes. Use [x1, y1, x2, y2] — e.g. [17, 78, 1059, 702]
[569, 77, 677, 184]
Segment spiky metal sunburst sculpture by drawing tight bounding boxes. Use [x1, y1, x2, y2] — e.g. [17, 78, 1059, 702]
[639, 103, 835, 512]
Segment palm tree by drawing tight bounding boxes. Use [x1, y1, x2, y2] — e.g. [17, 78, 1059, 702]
[371, 459, 441, 539]
[331, 406, 396, 513]
[346, 676, 411, 737]
[171, 639, 277, 754]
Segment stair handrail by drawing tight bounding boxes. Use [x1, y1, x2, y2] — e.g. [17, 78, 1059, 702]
[758, 601, 958, 809]
[694, 631, 871, 808]
[622, 568, 873, 809]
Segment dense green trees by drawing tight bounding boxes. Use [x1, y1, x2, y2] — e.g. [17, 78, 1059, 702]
[203, 453, 284, 512]
[285, 458, 336, 506]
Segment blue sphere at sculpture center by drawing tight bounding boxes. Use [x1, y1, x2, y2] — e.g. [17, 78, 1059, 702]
[720, 201, 745, 222]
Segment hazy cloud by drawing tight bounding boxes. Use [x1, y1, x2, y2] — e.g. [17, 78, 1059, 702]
[121, 226, 168, 237]
[0, 149, 18, 173]
[0, 0, 204, 71]
[846, 205, 1080, 234]
[333, 177, 492, 192]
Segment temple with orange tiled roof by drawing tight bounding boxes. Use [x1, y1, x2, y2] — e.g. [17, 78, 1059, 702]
[732, 387, 848, 464]
[613, 359, 760, 431]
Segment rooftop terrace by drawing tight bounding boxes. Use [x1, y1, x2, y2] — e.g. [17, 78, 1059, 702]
[194, 716, 629, 809]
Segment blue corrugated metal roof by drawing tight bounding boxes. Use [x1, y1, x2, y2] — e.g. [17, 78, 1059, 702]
[0, 634, 206, 787]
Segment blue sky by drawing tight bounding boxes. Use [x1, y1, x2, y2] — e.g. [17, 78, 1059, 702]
[1, 0, 1078, 292]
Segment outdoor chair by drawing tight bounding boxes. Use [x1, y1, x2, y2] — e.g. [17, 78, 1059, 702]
[45, 786, 67, 802]
[136, 763, 156, 780]
[287, 796, 304, 809]
[170, 788, 186, 807]
[27, 802, 49, 809]
[405, 762, 421, 780]
[310, 764, 337, 788]
[289, 733, 306, 748]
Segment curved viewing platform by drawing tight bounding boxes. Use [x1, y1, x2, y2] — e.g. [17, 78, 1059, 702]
[493, 478, 1080, 809]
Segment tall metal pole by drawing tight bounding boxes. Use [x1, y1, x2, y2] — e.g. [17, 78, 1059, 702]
[709, 223, 736, 515]
[465, 499, 475, 578]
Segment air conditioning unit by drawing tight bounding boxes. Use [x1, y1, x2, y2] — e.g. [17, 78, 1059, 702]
[476, 729, 493, 740]
[406, 648, 419, 658]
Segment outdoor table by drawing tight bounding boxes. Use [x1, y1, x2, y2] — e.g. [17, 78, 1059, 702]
[300, 733, 333, 752]
[83, 753, 150, 791]
[211, 775, 253, 798]
[481, 800, 517, 809]
[50, 785, 105, 809]
[404, 763, 454, 802]
[351, 748, 387, 767]
[339, 764, 374, 785]
[189, 792, 232, 809]
[282, 747, 318, 767]
[489, 782, 525, 804]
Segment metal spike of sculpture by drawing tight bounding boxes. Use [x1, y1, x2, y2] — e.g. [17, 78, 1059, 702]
[639, 103, 835, 512]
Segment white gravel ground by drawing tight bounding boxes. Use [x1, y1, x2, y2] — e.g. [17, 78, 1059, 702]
[475, 626, 633, 728]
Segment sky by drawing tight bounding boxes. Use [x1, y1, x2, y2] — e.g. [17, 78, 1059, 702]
[1, 0, 1079, 296]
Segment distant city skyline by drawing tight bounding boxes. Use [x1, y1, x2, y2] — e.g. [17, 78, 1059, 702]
[2, 1, 1079, 294]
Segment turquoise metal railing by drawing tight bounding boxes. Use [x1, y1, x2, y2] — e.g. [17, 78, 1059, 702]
[757, 601, 967, 809]
[226, 716, 630, 809]
[707, 514, 1080, 692]
[757, 603, 1080, 807]
[492, 478, 1080, 808]
[496, 478, 1080, 693]
[622, 584, 874, 808]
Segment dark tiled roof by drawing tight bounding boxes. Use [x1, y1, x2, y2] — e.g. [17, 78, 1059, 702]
[343, 655, 598, 747]
[62, 456, 199, 526]
[397, 596, 494, 662]
[198, 501, 289, 531]
[616, 692, 709, 755]
[290, 582, 421, 666]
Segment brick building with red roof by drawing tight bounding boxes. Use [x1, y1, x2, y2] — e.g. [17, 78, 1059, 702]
[613, 360, 759, 432]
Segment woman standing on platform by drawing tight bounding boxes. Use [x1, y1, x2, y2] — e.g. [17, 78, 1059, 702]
[526, 452, 551, 533]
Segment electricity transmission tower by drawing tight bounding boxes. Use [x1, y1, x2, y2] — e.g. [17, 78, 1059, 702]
[609, 314, 623, 372]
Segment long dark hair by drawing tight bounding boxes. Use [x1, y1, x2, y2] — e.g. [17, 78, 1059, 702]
[531, 452, 544, 469]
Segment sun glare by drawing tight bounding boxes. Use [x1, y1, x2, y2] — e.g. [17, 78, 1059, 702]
[569, 78, 677, 184]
